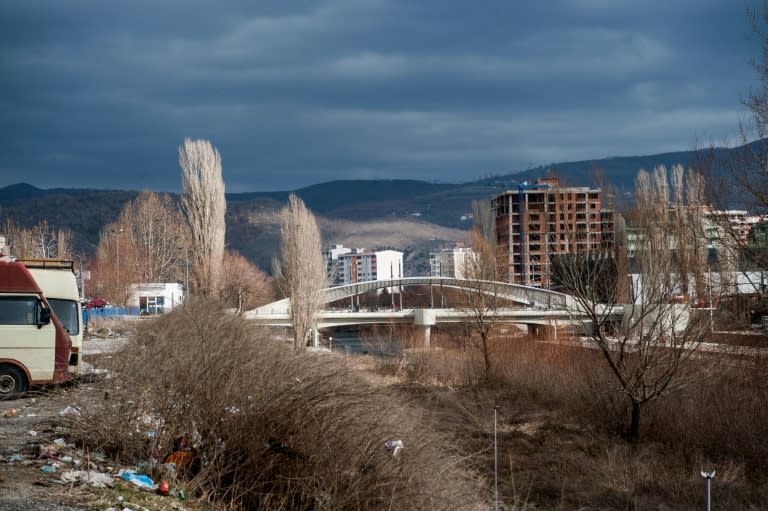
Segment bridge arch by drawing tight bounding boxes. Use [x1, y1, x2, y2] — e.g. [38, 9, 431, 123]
[246, 277, 573, 316]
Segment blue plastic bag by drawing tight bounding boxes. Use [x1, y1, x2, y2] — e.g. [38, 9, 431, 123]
[121, 470, 155, 489]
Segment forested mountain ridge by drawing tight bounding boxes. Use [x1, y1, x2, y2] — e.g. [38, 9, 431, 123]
[0, 142, 744, 271]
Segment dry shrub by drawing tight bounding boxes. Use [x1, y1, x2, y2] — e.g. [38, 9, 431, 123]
[643, 354, 768, 472]
[492, 335, 591, 402]
[72, 299, 484, 510]
[376, 327, 485, 387]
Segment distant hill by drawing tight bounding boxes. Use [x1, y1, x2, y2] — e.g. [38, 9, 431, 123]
[0, 140, 757, 272]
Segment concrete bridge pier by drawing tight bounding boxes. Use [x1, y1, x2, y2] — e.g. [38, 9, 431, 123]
[414, 309, 437, 349]
[528, 321, 558, 340]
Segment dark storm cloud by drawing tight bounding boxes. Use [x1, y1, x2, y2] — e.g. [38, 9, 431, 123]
[0, 0, 758, 191]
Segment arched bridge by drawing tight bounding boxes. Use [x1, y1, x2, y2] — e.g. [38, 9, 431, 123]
[243, 277, 607, 347]
[246, 277, 577, 316]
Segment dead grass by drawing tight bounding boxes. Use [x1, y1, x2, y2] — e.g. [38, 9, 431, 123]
[376, 329, 768, 509]
[71, 299, 485, 510]
[70, 310, 768, 510]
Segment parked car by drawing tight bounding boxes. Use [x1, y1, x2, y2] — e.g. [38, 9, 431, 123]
[84, 298, 109, 310]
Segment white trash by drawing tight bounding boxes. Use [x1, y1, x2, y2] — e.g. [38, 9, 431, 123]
[384, 439, 404, 456]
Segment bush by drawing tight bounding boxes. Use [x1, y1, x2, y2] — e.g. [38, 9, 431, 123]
[72, 299, 484, 510]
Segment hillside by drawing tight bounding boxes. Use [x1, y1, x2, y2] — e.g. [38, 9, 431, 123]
[0, 140, 754, 272]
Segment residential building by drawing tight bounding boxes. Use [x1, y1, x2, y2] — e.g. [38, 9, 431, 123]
[429, 245, 476, 279]
[491, 177, 615, 287]
[702, 208, 767, 246]
[324, 244, 352, 285]
[338, 249, 404, 285]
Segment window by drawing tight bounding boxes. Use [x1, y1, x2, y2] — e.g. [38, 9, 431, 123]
[139, 296, 165, 315]
[47, 299, 79, 335]
[0, 296, 40, 325]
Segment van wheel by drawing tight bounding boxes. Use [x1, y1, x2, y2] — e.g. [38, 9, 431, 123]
[0, 366, 28, 400]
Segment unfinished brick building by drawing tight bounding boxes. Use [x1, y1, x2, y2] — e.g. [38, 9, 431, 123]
[491, 177, 615, 288]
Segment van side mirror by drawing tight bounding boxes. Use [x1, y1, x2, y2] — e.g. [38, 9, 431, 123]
[38, 307, 51, 328]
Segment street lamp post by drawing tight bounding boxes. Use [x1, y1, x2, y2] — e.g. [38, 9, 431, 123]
[701, 470, 715, 511]
[708, 266, 713, 334]
[493, 405, 499, 511]
[107, 228, 125, 301]
[73, 253, 85, 301]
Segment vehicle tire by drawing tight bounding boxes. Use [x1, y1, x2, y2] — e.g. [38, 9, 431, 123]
[0, 365, 28, 400]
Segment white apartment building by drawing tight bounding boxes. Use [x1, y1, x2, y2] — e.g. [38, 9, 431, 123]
[338, 249, 404, 285]
[429, 245, 476, 279]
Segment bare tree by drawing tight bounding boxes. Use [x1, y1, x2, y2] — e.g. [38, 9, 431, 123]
[555, 165, 711, 441]
[219, 249, 275, 315]
[699, 5, 768, 297]
[456, 200, 506, 379]
[728, 5, 768, 213]
[91, 192, 188, 305]
[277, 194, 326, 350]
[179, 138, 226, 298]
[92, 223, 138, 305]
[118, 191, 188, 283]
[2, 219, 73, 259]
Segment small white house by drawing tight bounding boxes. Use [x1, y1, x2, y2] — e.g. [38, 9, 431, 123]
[128, 283, 184, 314]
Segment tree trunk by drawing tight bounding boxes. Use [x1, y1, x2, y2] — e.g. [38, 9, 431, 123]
[481, 333, 492, 380]
[629, 401, 642, 442]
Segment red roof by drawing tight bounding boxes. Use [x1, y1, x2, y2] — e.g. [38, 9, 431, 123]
[0, 260, 43, 294]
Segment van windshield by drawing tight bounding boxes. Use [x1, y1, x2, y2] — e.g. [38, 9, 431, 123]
[47, 299, 79, 335]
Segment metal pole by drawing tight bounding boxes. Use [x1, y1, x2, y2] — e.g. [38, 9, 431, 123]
[494, 405, 499, 511]
[701, 470, 715, 511]
[75, 254, 85, 301]
[116, 235, 120, 286]
[708, 266, 713, 334]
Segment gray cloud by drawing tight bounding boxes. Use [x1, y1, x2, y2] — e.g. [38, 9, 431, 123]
[0, 0, 758, 192]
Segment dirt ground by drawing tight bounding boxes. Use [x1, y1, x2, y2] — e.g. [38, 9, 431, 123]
[0, 336, 201, 511]
[0, 382, 103, 511]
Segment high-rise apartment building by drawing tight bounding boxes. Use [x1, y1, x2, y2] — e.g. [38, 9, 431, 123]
[492, 177, 615, 287]
[337, 248, 404, 285]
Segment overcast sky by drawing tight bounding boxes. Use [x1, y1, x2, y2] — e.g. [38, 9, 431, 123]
[0, 1, 760, 192]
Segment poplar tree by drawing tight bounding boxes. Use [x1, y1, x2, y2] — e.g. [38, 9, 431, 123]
[278, 194, 326, 350]
[178, 138, 226, 298]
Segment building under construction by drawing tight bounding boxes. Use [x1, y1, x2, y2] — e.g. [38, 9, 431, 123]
[491, 177, 615, 288]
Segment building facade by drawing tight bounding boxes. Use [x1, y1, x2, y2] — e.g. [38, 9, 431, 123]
[324, 244, 353, 285]
[127, 282, 184, 314]
[429, 245, 476, 279]
[492, 177, 615, 287]
[337, 249, 404, 285]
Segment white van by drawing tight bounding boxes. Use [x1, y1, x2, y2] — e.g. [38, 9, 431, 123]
[19, 260, 83, 375]
[0, 259, 74, 399]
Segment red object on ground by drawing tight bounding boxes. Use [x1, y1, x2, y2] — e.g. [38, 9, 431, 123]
[158, 479, 169, 496]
